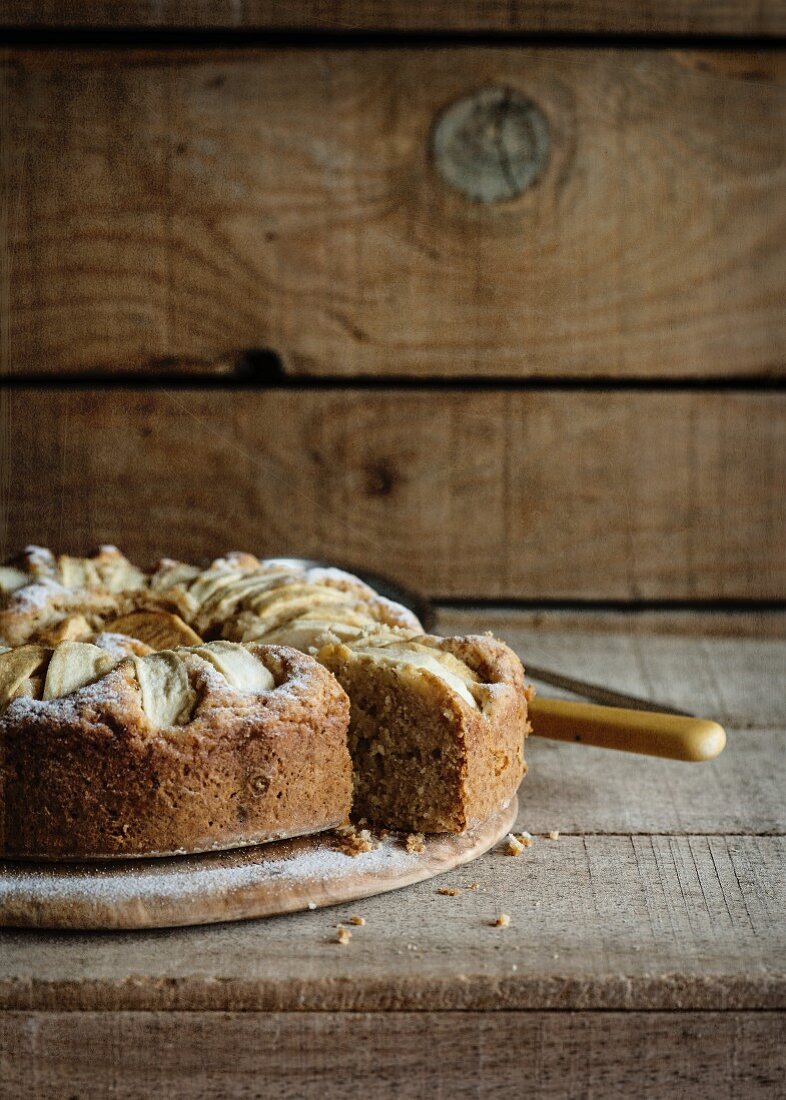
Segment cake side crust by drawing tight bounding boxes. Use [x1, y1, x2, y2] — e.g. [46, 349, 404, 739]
[0, 645, 352, 860]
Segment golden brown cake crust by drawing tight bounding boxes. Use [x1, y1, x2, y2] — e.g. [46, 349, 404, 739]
[0, 645, 352, 860]
[436, 634, 532, 830]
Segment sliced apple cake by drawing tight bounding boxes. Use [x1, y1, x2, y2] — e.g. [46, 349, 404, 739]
[0, 547, 530, 858]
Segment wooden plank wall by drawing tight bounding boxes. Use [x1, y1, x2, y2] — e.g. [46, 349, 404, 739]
[4, 389, 786, 599]
[1, 26, 784, 602]
[4, 48, 785, 379]
[2, 1, 786, 35]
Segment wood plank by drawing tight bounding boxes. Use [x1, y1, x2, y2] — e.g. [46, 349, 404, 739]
[3, 48, 784, 378]
[2, 1, 784, 35]
[437, 611, 786, 728]
[519, 731, 786, 835]
[2, 834, 784, 1011]
[3, 388, 785, 600]
[2, 1011, 784, 1100]
[438, 607, 786, 640]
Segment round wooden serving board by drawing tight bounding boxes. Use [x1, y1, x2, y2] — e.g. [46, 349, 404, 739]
[0, 797, 517, 930]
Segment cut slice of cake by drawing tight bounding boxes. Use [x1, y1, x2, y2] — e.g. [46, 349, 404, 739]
[316, 633, 531, 833]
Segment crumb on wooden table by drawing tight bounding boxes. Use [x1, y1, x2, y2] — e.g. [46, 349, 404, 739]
[349, 915, 365, 926]
[405, 833, 426, 854]
[548, 830, 560, 840]
[505, 833, 524, 856]
[437, 887, 460, 896]
[467, 882, 480, 890]
[504, 831, 533, 855]
[493, 913, 511, 928]
[335, 924, 352, 945]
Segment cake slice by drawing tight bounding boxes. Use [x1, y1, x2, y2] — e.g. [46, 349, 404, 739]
[316, 632, 531, 833]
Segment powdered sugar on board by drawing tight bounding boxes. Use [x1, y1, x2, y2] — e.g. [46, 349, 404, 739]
[0, 797, 518, 930]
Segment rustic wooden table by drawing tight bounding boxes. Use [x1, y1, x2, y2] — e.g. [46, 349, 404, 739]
[2, 610, 783, 1098]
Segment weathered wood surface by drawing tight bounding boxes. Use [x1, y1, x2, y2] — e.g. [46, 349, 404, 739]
[438, 607, 786, 639]
[3, 388, 785, 600]
[520, 730, 786, 835]
[3, 1011, 784, 1100]
[1, 625, 783, 1016]
[2, 0, 784, 35]
[437, 611, 786, 729]
[3, 48, 784, 379]
[1, 834, 784, 1012]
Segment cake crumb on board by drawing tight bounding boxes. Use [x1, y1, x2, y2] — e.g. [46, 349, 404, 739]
[492, 913, 511, 928]
[349, 915, 365, 926]
[548, 830, 560, 840]
[335, 824, 381, 857]
[437, 887, 460, 896]
[335, 924, 352, 945]
[405, 833, 426, 854]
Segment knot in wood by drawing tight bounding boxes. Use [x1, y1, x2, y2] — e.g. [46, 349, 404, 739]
[364, 460, 397, 498]
[432, 87, 549, 203]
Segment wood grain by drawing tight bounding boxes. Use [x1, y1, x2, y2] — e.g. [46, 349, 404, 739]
[3, 48, 784, 378]
[2, 833, 784, 1011]
[438, 607, 786, 640]
[520, 729, 786, 836]
[4, 388, 785, 600]
[2, 0, 784, 35]
[2, 1011, 784, 1100]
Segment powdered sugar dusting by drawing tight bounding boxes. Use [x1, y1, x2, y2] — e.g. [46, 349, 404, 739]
[6, 667, 125, 720]
[0, 833, 422, 907]
[22, 545, 55, 571]
[8, 577, 68, 611]
[92, 633, 144, 658]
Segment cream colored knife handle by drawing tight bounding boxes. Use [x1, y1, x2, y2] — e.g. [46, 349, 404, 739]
[528, 697, 726, 762]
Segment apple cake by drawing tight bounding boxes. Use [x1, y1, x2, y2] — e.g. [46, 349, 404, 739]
[0, 547, 530, 858]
